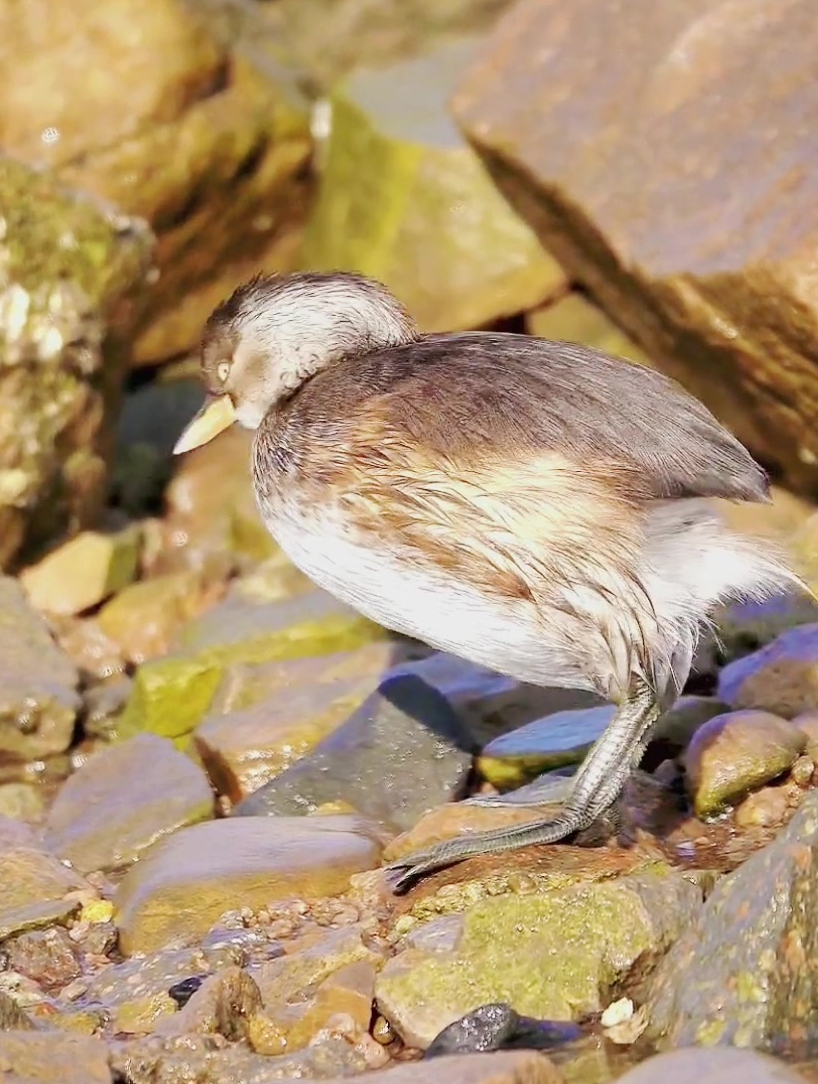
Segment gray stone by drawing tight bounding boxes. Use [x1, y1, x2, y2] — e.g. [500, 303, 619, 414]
[0, 577, 81, 761]
[235, 674, 473, 831]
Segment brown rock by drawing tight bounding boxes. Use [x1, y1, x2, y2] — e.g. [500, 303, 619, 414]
[615, 1047, 807, 1084]
[452, 0, 818, 496]
[0, 848, 88, 941]
[322, 1051, 564, 1084]
[44, 733, 214, 875]
[718, 624, 818, 717]
[114, 815, 382, 955]
[156, 966, 262, 1040]
[97, 570, 225, 664]
[0, 1032, 111, 1084]
[52, 618, 126, 685]
[0, 156, 150, 570]
[734, 786, 791, 829]
[19, 528, 140, 617]
[794, 711, 818, 759]
[0, 0, 312, 367]
[684, 710, 805, 817]
[6, 927, 80, 992]
[0, 578, 80, 761]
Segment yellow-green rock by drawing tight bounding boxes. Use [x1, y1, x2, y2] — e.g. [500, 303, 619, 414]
[375, 870, 701, 1048]
[0, 156, 151, 569]
[526, 292, 651, 365]
[304, 38, 565, 332]
[19, 527, 141, 616]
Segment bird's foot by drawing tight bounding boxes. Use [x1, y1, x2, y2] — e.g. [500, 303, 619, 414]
[385, 805, 590, 895]
[464, 769, 575, 809]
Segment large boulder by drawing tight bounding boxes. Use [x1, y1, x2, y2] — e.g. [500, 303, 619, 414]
[452, 0, 818, 495]
[0, 156, 150, 569]
[0, 0, 313, 365]
[304, 38, 565, 332]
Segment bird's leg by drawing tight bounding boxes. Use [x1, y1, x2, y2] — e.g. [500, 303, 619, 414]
[386, 678, 660, 894]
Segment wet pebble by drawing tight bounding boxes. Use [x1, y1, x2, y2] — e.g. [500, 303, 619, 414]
[425, 1002, 582, 1058]
[684, 709, 805, 817]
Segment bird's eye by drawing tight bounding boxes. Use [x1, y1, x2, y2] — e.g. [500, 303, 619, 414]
[216, 360, 231, 384]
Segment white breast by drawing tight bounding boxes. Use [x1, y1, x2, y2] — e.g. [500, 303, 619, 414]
[258, 497, 594, 692]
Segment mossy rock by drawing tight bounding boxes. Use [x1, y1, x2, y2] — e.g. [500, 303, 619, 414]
[0, 155, 151, 569]
[117, 612, 388, 747]
[303, 38, 565, 332]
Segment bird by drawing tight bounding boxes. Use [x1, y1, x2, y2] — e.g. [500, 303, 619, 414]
[174, 270, 801, 893]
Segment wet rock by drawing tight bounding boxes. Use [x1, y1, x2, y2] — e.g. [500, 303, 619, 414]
[97, 570, 224, 665]
[1, 0, 313, 366]
[526, 293, 649, 367]
[715, 594, 818, 662]
[44, 733, 213, 875]
[0, 1031, 111, 1084]
[0, 847, 87, 941]
[648, 791, 818, 1051]
[234, 674, 473, 831]
[0, 990, 37, 1031]
[425, 1003, 582, 1058]
[195, 642, 393, 804]
[19, 528, 140, 616]
[477, 704, 614, 790]
[6, 927, 80, 992]
[452, 0, 818, 497]
[649, 696, 733, 755]
[0, 156, 150, 570]
[684, 710, 805, 817]
[109, 1030, 373, 1083]
[348, 1051, 566, 1084]
[718, 624, 818, 717]
[0, 577, 81, 761]
[52, 618, 126, 685]
[0, 817, 38, 856]
[116, 589, 385, 748]
[114, 815, 382, 955]
[156, 966, 261, 1040]
[82, 679, 133, 740]
[81, 940, 251, 1034]
[376, 869, 701, 1048]
[795, 711, 818, 759]
[617, 1046, 807, 1084]
[304, 37, 564, 334]
[734, 786, 792, 829]
[249, 926, 383, 1055]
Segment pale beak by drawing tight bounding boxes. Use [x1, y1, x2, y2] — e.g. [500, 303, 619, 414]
[173, 394, 237, 455]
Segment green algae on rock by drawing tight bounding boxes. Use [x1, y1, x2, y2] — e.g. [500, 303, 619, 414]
[116, 605, 388, 747]
[303, 38, 565, 333]
[0, 155, 151, 570]
[376, 869, 701, 1048]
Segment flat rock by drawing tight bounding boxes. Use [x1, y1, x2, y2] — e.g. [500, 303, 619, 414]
[114, 815, 382, 955]
[684, 710, 806, 817]
[0, 577, 81, 760]
[19, 528, 140, 617]
[718, 624, 818, 717]
[115, 589, 385, 748]
[304, 37, 564, 333]
[647, 791, 818, 1050]
[452, 0, 818, 496]
[0, 1031, 111, 1084]
[234, 674, 473, 832]
[376, 869, 701, 1047]
[0, 847, 88, 940]
[0, 157, 150, 570]
[44, 733, 214, 875]
[194, 641, 393, 803]
[615, 1047, 807, 1084]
